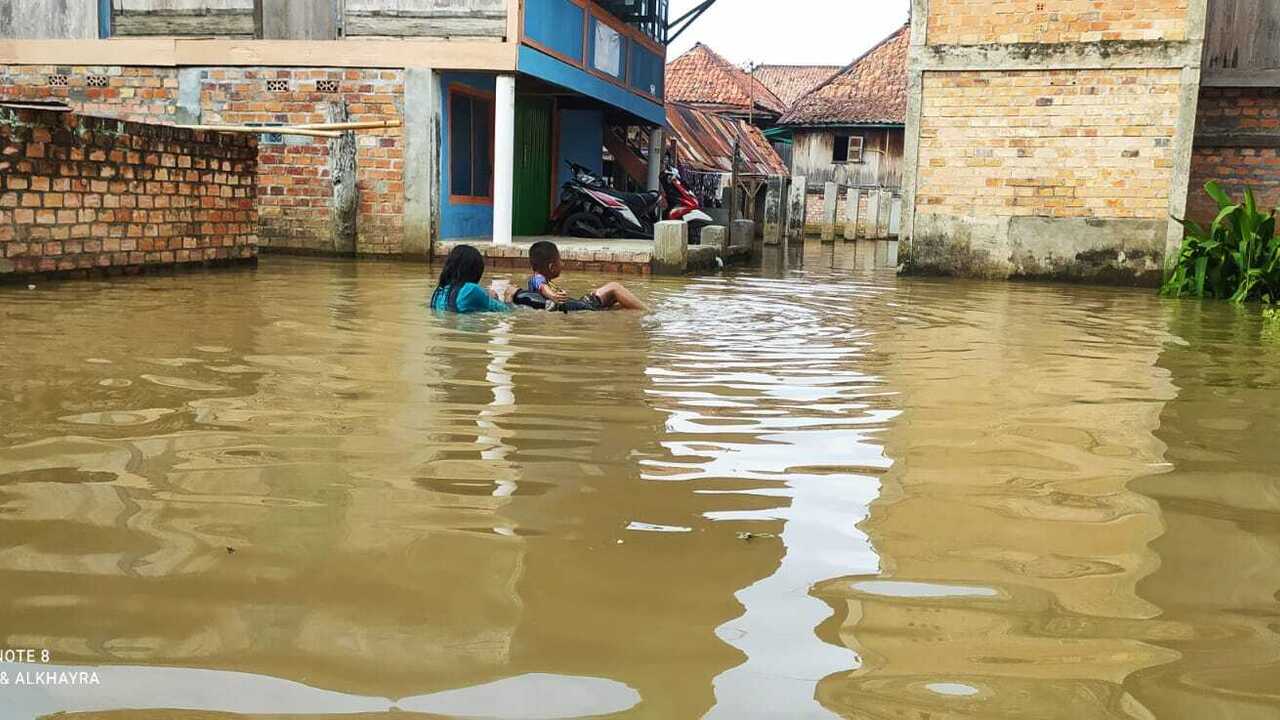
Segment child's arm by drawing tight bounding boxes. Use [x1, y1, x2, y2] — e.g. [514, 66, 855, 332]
[539, 282, 569, 302]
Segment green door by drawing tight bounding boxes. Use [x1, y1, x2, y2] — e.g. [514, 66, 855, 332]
[512, 96, 553, 236]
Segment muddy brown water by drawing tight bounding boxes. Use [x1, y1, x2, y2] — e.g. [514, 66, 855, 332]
[0, 254, 1278, 719]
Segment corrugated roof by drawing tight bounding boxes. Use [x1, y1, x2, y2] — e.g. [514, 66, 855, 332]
[665, 43, 787, 117]
[754, 65, 842, 108]
[667, 102, 789, 176]
[779, 24, 909, 127]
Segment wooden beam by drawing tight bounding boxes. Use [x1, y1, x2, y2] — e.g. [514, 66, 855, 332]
[177, 124, 342, 138]
[0, 38, 517, 69]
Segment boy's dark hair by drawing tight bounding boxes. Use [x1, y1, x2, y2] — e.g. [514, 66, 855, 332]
[529, 241, 560, 273]
[431, 244, 486, 310]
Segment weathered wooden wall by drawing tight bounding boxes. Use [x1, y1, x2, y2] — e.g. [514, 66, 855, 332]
[0, 0, 99, 39]
[113, 0, 257, 37]
[345, 0, 506, 38]
[260, 0, 340, 39]
[1202, 0, 1280, 86]
[109, 0, 507, 39]
[791, 128, 904, 189]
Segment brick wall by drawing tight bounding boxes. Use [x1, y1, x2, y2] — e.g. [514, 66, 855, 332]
[1187, 87, 1280, 225]
[926, 0, 1190, 45]
[917, 69, 1181, 220]
[0, 108, 256, 278]
[907, 0, 1203, 283]
[1, 65, 406, 255]
[0, 65, 177, 122]
[199, 68, 404, 255]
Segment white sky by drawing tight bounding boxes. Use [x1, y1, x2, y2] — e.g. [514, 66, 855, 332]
[666, 0, 911, 67]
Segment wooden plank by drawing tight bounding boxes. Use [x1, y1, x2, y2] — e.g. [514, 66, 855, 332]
[0, 0, 99, 40]
[0, 36, 517, 68]
[345, 13, 505, 37]
[261, 0, 340, 40]
[112, 11, 256, 36]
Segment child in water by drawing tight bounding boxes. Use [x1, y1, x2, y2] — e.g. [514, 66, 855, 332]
[528, 241, 648, 312]
[430, 244, 518, 313]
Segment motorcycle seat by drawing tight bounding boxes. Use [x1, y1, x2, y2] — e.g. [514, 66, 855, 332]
[615, 190, 661, 207]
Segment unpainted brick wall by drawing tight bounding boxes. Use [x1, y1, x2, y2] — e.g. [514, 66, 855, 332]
[926, 0, 1191, 45]
[1, 65, 406, 255]
[916, 69, 1182, 220]
[0, 108, 257, 277]
[1187, 88, 1280, 224]
[0, 65, 178, 122]
[200, 68, 405, 254]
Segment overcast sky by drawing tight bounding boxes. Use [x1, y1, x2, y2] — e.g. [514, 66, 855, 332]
[666, 0, 911, 67]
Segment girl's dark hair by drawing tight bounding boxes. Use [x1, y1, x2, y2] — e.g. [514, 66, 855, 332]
[432, 244, 486, 311]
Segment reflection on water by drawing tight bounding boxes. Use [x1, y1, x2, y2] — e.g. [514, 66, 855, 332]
[0, 255, 1278, 718]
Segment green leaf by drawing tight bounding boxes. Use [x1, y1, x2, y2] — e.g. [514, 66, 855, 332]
[1205, 181, 1232, 209]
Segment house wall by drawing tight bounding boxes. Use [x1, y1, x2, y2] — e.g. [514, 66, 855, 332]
[0, 107, 256, 279]
[439, 71, 496, 240]
[0, 0, 100, 39]
[557, 108, 604, 188]
[1201, 0, 1280, 87]
[791, 128, 904, 189]
[0, 65, 405, 255]
[1188, 87, 1280, 225]
[902, 0, 1209, 284]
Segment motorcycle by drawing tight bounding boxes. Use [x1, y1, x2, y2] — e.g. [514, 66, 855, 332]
[550, 162, 714, 242]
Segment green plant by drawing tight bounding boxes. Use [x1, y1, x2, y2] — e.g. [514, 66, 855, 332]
[1163, 182, 1280, 304]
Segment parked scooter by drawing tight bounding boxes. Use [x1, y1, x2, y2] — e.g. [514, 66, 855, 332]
[550, 162, 714, 242]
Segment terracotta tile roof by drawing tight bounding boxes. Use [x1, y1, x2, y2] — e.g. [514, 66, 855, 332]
[754, 65, 841, 108]
[667, 102, 788, 176]
[779, 24, 910, 127]
[665, 43, 787, 117]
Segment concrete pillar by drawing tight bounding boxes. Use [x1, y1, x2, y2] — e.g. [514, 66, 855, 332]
[866, 189, 882, 239]
[653, 220, 688, 275]
[701, 225, 727, 253]
[492, 74, 516, 246]
[763, 175, 786, 245]
[785, 176, 807, 245]
[889, 195, 903, 238]
[844, 189, 861, 240]
[647, 127, 664, 192]
[821, 182, 838, 241]
[730, 219, 754, 248]
[877, 190, 893, 239]
[403, 67, 438, 257]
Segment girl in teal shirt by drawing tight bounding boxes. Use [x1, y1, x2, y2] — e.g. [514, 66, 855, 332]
[431, 245, 518, 313]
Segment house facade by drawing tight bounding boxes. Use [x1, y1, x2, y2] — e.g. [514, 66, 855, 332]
[1, 0, 669, 258]
[777, 24, 909, 235]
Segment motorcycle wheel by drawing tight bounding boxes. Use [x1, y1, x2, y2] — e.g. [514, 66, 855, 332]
[560, 211, 608, 239]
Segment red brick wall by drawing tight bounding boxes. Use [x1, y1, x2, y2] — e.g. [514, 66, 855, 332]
[199, 68, 405, 254]
[2, 65, 406, 255]
[0, 65, 177, 122]
[1188, 88, 1280, 225]
[0, 108, 256, 278]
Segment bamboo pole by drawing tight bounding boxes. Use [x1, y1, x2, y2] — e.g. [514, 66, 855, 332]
[290, 120, 402, 131]
[176, 124, 342, 139]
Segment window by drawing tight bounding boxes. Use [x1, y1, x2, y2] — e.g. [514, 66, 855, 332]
[833, 134, 864, 163]
[449, 87, 494, 202]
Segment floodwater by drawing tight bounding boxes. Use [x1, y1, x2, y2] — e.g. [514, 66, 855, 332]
[0, 252, 1277, 719]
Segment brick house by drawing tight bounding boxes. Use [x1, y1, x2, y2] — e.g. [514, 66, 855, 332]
[900, 0, 1279, 285]
[0, 0, 673, 263]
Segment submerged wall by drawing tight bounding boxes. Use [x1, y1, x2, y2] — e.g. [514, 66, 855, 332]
[901, 0, 1209, 285]
[0, 108, 257, 279]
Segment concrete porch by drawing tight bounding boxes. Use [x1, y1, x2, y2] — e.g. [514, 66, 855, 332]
[435, 237, 655, 274]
